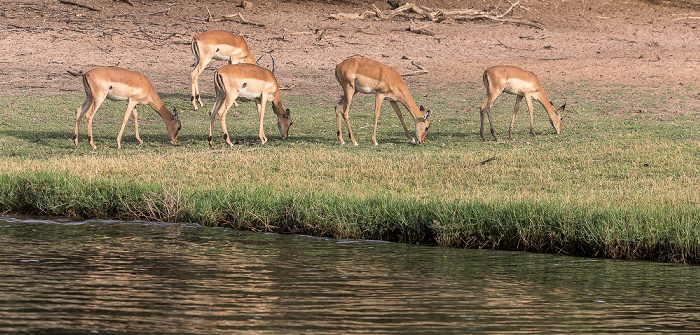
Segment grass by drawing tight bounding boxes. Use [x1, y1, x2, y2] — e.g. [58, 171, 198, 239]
[0, 79, 699, 263]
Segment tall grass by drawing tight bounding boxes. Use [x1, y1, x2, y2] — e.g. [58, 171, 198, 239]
[0, 80, 698, 263]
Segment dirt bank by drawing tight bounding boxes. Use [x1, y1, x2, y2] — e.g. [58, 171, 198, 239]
[1, 0, 699, 111]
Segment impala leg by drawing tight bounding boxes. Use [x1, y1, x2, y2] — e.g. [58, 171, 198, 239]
[371, 94, 385, 146]
[219, 92, 238, 147]
[509, 95, 523, 140]
[479, 94, 500, 142]
[116, 99, 139, 149]
[85, 95, 106, 150]
[479, 101, 487, 141]
[74, 97, 91, 148]
[335, 96, 346, 145]
[390, 101, 414, 144]
[486, 104, 499, 142]
[340, 88, 357, 146]
[525, 94, 536, 138]
[479, 97, 493, 141]
[208, 82, 226, 147]
[257, 97, 268, 145]
[207, 100, 220, 147]
[132, 107, 143, 145]
[190, 57, 213, 110]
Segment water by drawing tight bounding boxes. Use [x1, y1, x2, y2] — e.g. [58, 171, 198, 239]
[0, 214, 698, 334]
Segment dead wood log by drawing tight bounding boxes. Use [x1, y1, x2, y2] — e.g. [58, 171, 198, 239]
[59, 0, 100, 11]
[394, 1, 542, 28]
[329, 11, 377, 20]
[442, 157, 496, 168]
[279, 82, 299, 90]
[330, 1, 542, 28]
[400, 60, 428, 77]
[407, 20, 434, 36]
[236, 13, 265, 26]
[371, 4, 384, 19]
[206, 11, 265, 27]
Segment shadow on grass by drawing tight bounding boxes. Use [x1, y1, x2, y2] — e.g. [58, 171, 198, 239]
[0, 129, 178, 154]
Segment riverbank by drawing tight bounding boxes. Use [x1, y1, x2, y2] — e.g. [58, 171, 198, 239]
[1, 0, 699, 263]
[1, 87, 699, 263]
[1, 165, 698, 264]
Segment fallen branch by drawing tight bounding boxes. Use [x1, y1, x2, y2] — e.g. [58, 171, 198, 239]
[236, 13, 265, 27]
[671, 16, 700, 21]
[340, 1, 543, 29]
[329, 11, 376, 20]
[401, 60, 428, 77]
[454, 15, 544, 30]
[279, 82, 299, 90]
[204, 9, 265, 26]
[59, 0, 100, 11]
[408, 19, 434, 36]
[442, 156, 496, 168]
[371, 3, 384, 19]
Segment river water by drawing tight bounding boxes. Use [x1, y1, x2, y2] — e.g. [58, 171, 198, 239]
[0, 214, 698, 334]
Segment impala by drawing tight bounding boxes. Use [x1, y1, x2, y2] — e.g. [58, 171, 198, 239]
[74, 67, 181, 150]
[190, 30, 256, 110]
[334, 57, 431, 146]
[479, 65, 565, 141]
[207, 63, 291, 147]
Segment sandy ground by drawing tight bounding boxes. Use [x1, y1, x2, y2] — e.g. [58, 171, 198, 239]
[1, 0, 699, 113]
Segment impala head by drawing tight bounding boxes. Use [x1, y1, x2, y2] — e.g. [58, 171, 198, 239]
[277, 108, 292, 139]
[548, 102, 566, 134]
[415, 105, 432, 144]
[168, 108, 182, 144]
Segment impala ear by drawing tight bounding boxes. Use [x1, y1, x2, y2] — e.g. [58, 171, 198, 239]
[419, 105, 425, 112]
[556, 103, 566, 116]
[424, 110, 431, 121]
[173, 108, 179, 120]
[284, 108, 291, 118]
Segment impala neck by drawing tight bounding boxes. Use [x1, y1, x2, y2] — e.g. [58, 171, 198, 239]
[399, 90, 426, 120]
[539, 92, 562, 128]
[270, 91, 285, 116]
[148, 97, 176, 122]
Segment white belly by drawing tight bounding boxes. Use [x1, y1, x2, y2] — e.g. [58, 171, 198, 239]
[237, 85, 261, 101]
[212, 52, 231, 62]
[106, 92, 129, 101]
[355, 85, 375, 94]
[502, 87, 523, 96]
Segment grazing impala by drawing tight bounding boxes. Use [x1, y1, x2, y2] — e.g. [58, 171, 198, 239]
[190, 30, 256, 110]
[207, 63, 291, 147]
[479, 65, 565, 141]
[74, 67, 181, 150]
[334, 57, 431, 146]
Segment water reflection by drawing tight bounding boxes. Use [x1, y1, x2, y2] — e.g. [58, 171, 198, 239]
[0, 214, 698, 334]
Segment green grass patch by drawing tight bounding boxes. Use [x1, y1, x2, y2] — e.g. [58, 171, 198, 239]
[0, 80, 699, 263]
